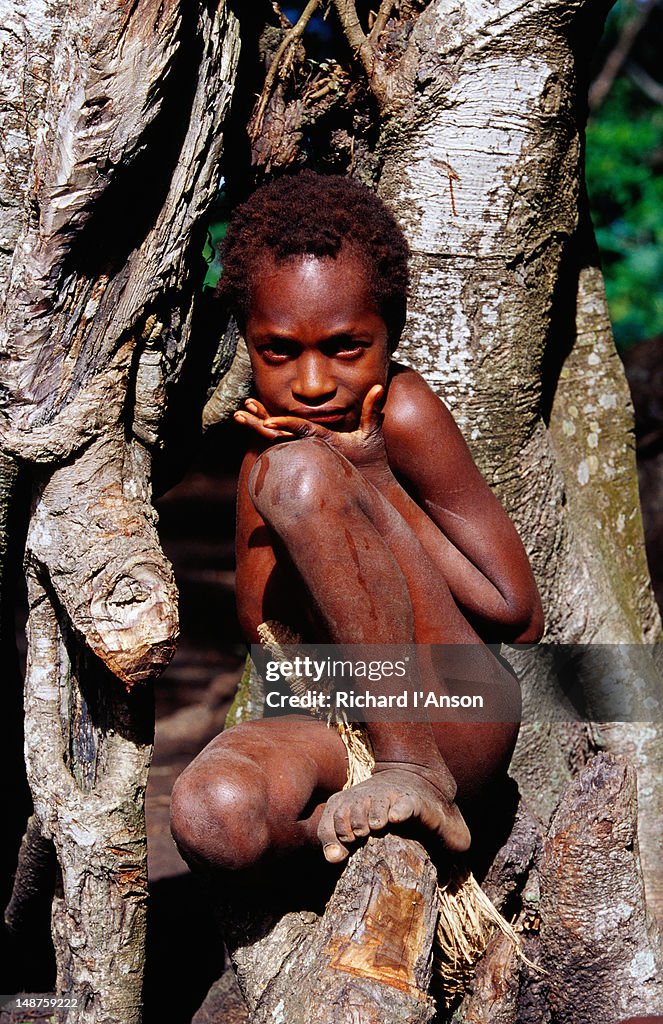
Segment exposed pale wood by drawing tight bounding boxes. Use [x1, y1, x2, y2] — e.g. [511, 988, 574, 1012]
[227, 836, 438, 1024]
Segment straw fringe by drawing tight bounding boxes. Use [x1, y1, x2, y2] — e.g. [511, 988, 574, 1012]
[257, 621, 313, 699]
[257, 620, 543, 1008]
[337, 719, 375, 789]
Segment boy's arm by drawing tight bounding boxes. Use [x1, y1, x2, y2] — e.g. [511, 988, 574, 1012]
[381, 368, 544, 643]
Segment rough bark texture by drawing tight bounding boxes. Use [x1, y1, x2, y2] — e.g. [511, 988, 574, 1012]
[374, 0, 662, 921]
[0, 1, 240, 1019]
[227, 836, 438, 1024]
[538, 754, 662, 1023]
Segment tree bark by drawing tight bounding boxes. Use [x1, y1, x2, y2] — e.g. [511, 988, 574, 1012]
[538, 754, 662, 1023]
[227, 835, 438, 1024]
[0, 1, 240, 1019]
[375, 0, 662, 922]
[212, 1, 663, 1019]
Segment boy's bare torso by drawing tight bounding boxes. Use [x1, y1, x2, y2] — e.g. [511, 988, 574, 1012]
[236, 363, 537, 650]
[171, 241, 542, 873]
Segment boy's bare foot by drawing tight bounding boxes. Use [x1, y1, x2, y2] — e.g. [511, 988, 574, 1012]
[317, 765, 471, 863]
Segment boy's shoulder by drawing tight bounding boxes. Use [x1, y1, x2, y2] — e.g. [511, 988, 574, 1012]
[383, 361, 456, 450]
[383, 362, 475, 488]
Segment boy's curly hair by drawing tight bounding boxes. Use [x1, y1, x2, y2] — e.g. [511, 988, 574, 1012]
[216, 171, 410, 350]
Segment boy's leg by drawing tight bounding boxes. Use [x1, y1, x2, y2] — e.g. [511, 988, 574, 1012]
[173, 437, 518, 873]
[249, 438, 519, 799]
[171, 716, 348, 872]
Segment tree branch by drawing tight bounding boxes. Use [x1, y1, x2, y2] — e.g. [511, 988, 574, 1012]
[332, 0, 367, 50]
[626, 59, 663, 106]
[331, 0, 375, 78]
[4, 816, 56, 936]
[588, 0, 656, 111]
[252, 0, 323, 138]
[368, 0, 395, 43]
[270, 1, 293, 30]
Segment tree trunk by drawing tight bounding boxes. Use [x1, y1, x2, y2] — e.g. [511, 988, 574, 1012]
[211, 1, 663, 1019]
[376, 0, 662, 922]
[0, 1, 240, 1019]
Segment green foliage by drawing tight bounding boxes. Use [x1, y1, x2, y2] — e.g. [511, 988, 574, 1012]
[586, 2, 663, 350]
[202, 217, 227, 290]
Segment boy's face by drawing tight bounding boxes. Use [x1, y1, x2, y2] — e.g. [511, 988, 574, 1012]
[244, 251, 390, 431]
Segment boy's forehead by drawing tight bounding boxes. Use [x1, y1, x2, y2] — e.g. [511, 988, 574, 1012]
[243, 253, 392, 358]
[249, 252, 379, 320]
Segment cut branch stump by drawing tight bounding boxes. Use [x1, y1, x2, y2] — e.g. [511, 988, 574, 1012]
[228, 836, 438, 1024]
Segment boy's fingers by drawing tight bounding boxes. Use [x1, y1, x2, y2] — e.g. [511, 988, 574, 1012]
[263, 416, 332, 442]
[359, 385, 385, 433]
[244, 398, 270, 419]
[234, 411, 295, 439]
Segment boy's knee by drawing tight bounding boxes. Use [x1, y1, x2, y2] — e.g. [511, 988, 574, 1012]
[170, 765, 270, 872]
[249, 438, 350, 523]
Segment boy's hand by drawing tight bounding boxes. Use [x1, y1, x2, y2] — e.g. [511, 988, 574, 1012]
[234, 386, 389, 475]
[317, 765, 471, 863]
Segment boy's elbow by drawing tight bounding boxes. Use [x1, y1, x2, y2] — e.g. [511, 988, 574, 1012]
[507, 591, 544, 645]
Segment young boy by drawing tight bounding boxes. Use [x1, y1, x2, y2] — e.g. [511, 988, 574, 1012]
[170, 172, 543, 876]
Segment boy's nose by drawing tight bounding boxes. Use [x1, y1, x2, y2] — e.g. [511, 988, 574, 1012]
[291, 354, 337, 404]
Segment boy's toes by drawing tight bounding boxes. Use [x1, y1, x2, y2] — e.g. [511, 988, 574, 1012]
[348, 793, 371, 836]
[388, 794, 415, 823]
[349, 811, 370, 837]
[367, 795, 390, 831]
[333, 806, 355, 843]
[324, 842, 348, 863]
[318, 808, 350, 862]
[443, 809, 471, 852]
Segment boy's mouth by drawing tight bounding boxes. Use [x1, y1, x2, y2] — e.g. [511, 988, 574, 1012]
[290, 406, 350, 425]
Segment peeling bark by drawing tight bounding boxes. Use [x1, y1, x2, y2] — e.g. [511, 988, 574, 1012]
[0, 0, 240, 1017]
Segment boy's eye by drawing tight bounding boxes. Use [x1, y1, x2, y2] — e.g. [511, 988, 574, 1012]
[259, 340, 297, 361]
[323, 337, 367, 358]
